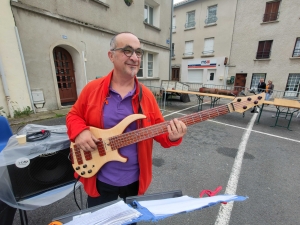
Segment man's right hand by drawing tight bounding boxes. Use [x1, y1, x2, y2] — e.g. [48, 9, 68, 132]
[75, 129, 98, 152]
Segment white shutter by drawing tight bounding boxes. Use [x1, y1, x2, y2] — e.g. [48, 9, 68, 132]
[188, 70, 203, 83]
[172, 16, 176, 32]
[185, 41, 193, 55]
[203, 38, 214, 54]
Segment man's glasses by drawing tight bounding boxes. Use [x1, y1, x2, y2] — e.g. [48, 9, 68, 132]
[111, 46, 144, 58]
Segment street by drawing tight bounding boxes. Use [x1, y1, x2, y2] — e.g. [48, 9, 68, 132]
[11, 97, 300, 225]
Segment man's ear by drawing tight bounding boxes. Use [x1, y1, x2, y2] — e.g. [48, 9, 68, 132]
[108, 51, 114, 62]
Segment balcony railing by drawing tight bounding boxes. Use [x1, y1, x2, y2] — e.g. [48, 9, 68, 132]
[183, 52, 194, 56]
[256, 51, 271, 59]
[202, 50, 214, 55]
[185, 21, 195, 29]
[292, 48, 300, 57]
[205, 16, 218, 24]
[263, 12, 279, 22]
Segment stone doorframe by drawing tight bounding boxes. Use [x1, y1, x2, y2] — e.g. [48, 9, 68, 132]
[49, 40, 85, 109]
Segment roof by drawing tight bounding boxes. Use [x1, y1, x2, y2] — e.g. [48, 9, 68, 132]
[174, 0, 198, 8]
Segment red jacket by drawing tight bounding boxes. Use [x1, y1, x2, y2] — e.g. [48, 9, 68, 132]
[66, 70, 182, 197]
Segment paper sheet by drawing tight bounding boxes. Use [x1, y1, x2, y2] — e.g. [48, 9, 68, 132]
[138, 195, 246, 217]
[64, 201, 141, 225]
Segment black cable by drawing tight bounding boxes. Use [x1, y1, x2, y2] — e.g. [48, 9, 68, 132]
[73, 176, 82, 210]
[26, 130, 51, 142]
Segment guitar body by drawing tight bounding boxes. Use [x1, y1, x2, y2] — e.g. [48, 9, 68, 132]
[70, 114, 146, 178]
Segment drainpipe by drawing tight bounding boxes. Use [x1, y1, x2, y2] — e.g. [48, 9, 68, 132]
[81, 41, 88, 84]
[0, 57, 14, 117]
[14, 26, 36, 114]
[169, 0, 174, 80]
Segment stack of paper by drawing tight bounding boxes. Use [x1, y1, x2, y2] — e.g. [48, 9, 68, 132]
[64, 201, 141, 225]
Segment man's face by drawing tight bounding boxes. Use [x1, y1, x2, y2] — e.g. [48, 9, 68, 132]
[109, 33, 141, 78]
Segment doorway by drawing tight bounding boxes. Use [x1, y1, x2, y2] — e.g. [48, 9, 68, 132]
[172, 68, 180, 81]
[234, 73, 247, 92]
[53, 47, 77, 105]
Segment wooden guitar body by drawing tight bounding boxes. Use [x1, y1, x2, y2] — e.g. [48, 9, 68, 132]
[70, 114, 146, 178]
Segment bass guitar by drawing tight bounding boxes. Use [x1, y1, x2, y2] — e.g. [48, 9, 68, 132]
[70, 93, 265, 178]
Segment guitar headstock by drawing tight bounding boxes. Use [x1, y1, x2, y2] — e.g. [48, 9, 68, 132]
[230, 93, 265, 113]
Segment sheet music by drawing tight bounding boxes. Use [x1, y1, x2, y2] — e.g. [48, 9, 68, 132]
[138, 195, 243, 217]
[64, 200, 141, 225]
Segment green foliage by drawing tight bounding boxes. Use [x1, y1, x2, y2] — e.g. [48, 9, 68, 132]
[13, 106, 33, 117]
[55, 113, 64, 118]
[0, 106, 6, 116]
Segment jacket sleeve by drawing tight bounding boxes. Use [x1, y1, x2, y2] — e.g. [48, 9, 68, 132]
[66, 86, 90, 142]
[148, 93, 183, 148]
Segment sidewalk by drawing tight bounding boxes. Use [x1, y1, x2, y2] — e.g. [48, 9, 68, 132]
[8, 107, 71, 126]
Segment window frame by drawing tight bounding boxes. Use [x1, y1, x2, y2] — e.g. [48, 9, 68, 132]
[206, 5, 218, 24]
[203, 37, 215, 55]
[263, 1, 280, 22]
[185, 11, 195, 29]
[292, 38, 300, 57]
[256, 40, 273, 59]
[184, 40, 194, 56]
[144, 4, 154, 25]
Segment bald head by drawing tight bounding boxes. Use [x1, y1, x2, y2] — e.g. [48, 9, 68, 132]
[110, 32, 139, 50]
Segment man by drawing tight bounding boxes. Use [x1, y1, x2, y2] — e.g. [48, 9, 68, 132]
[66, 32, 187, 208]
[257, 78, 266, 93]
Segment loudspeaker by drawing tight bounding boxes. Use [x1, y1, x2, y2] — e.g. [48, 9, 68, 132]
[7, 148, 75, 201]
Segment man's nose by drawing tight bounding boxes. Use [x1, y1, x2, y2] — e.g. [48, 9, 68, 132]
[129, 51, 139, 60]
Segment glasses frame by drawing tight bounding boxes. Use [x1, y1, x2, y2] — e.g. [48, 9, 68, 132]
[110, 46, 144, 58]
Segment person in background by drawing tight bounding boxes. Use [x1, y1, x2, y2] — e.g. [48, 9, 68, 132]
[265, 80, 274, 100]
[257, 78, 266, 93]
[66, 32, 187, 209]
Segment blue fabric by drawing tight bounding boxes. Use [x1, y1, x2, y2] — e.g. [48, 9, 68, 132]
[0, 116, 13, 152]
[123, 195, 248, 224]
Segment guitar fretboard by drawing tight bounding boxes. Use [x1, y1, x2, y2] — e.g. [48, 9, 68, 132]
[108, 104, 230, 150]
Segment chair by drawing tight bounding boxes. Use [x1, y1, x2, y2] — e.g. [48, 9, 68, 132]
[0, 116, 13, 152]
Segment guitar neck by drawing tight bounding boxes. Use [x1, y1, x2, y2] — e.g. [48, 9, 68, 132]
[109, 104, 230, 150]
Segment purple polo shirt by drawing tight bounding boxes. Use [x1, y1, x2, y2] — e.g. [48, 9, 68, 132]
[97, 85, 139, 186]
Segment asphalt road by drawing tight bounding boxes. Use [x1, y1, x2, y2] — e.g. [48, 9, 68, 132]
[10, 96, 300, 225]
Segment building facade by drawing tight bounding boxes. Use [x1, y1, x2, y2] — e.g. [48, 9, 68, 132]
[0, 0, 32, 118]
[0, 0, 173, 116]
[172, 0, 238, 89]
[228, 0, 300, 97]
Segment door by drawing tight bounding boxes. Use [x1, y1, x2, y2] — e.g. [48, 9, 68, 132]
[234, 73, 247, 92]
[53, 47, 77, 105]
[172, 68, 180, 81]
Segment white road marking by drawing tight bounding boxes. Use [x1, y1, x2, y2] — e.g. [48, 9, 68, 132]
[214, 112, 258, 225]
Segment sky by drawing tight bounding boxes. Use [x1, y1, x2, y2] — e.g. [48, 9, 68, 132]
[173, 0, 184, 4]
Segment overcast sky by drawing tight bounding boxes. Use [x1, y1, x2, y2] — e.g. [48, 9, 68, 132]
[173, 0, 184, 4]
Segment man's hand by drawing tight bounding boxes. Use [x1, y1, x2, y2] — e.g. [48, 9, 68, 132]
[167, 118, 187, 142]
[75, 129, 99, 152]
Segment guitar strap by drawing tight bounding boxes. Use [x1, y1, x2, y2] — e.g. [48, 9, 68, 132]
[138, 83, 143, 114]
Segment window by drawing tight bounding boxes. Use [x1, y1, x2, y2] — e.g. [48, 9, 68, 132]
[171, 43, 175, 57]
[263, 1, 280, 22]
[172, 16, 176, 32]
[209, 72, 214, 81]
[144, 1, 160, 27]
[137, 55, 143, 77]
[206, 5, 217, 24]
[144, 4, 153, 25]
[292, 38, 300, 57]
[203, 38, 214, 55]
[250, 73, 266, 90]
[184, 41, 194, 56]
[136, 51, 156, 78]
[148, 53, 153, 77]
[256, 40, 273, 59]
[285, 74, 300, 97]
[185, 11, 195, 28]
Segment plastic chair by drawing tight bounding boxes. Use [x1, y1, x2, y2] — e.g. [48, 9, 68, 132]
[0, 116, 13, 152]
